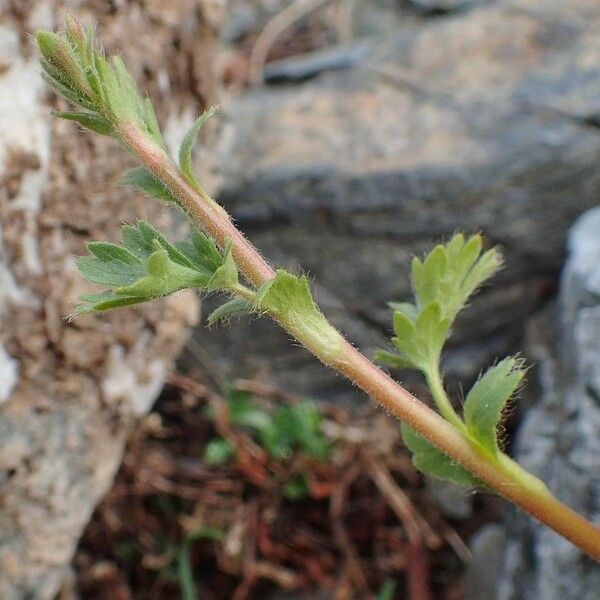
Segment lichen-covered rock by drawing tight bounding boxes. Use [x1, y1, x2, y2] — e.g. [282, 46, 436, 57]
[201, 0, 600, 402]
[494, 208, 600, 600]
[0, 2, 218, 597]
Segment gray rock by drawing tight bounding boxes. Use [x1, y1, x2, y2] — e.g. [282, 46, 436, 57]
[465, 524, 508, 600]
[407, 0, 490, 15]
[0, 3, 217, 598]
[426, 479, 473, 519]
[495, 208, 600, 600]
[199, 0, 600, 402]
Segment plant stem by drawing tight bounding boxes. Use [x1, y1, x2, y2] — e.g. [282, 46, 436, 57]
[424, 366, 464, 430]
[116, 121, 600, 561]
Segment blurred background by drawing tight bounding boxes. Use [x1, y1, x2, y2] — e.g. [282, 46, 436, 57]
[1, 0, 599, 598]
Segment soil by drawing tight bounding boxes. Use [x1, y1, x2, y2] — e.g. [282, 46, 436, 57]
[74, 372, 500, 600]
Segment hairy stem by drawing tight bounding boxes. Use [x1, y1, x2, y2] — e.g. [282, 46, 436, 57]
[117, 121, 600, 560]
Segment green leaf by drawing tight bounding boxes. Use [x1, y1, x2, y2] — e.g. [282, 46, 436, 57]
[122, 167, 178, 204]
[74, 221, 240, 313]
[52, 111, 113, 135]
[77, 243, 144, 287]
[387, 301, 418, 322]
[256, 270, 313, 316]
[207, 243, 238, 290]
[177, 229, 223, 274]
[412, 234, 502, 324]
[179, 106, 218, 191]
[464, 357, 525, 454]
[386, 301, 449, 372]
[401, 423, 481, 487]
[227, 388, 272, 432]
[207, 298, 252, 326]
[136, 221, 199, 271]
[287, 401, 330, 460]
[38, 19, 166, 142]
[376, 580, 397, 600]
[283, 474, 310, 500]
[176, 543, 198, 600]
[116, 248, 202, 298]
[203, 438, 235, 466]
[415, 301, 450, 360]
[380, 233, 503, 374]
[74, 291, 142, 314]
[186, 526, 226, 543]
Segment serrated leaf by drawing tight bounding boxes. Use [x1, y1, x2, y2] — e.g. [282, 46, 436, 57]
[136, 221, 198, 271]
[387, 301, 449, 371]
[38, 19, 166, 143]
[179, 106, 218, 191]
[75, 221, 241, 314]
[53, 111, 113, 135]
[460, 247, 502, 304]
[207, 298, 252, 326]
[177, 229, 223, 274]
[77, 243, 144, 287]
[116, 248, 208, 298]
[411, 234, 502, 325]
[401, 423, 481, 487]
[464, 357, 524, 454]
[412, 245, 447, 307]
[122, 167, 178, 204]
[120, 223, 154, 259]
[87, 241, 140, 264]
[415, 301, 451, 360]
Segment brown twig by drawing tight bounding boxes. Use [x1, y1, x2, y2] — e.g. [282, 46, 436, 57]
[248, 0, 332, 84]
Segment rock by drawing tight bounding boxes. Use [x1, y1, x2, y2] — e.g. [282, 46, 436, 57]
[465, 524, 508, 600]
[264, 41, 374, 83]
[198, 0, 600, 402]
[495, 208, 600, 600]
[426, 479, 473, 520]
[406, 0, 489, 15]
[0, 2, 218, 598]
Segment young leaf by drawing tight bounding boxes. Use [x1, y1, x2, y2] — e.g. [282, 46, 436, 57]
[37, 18, 166, 146]
[378, 234, 502, 374]
[464, 357, 525, 454]
[179, 106, 218, 191]
[401, 423, 481, 486]
[412, 234, 502, 324]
